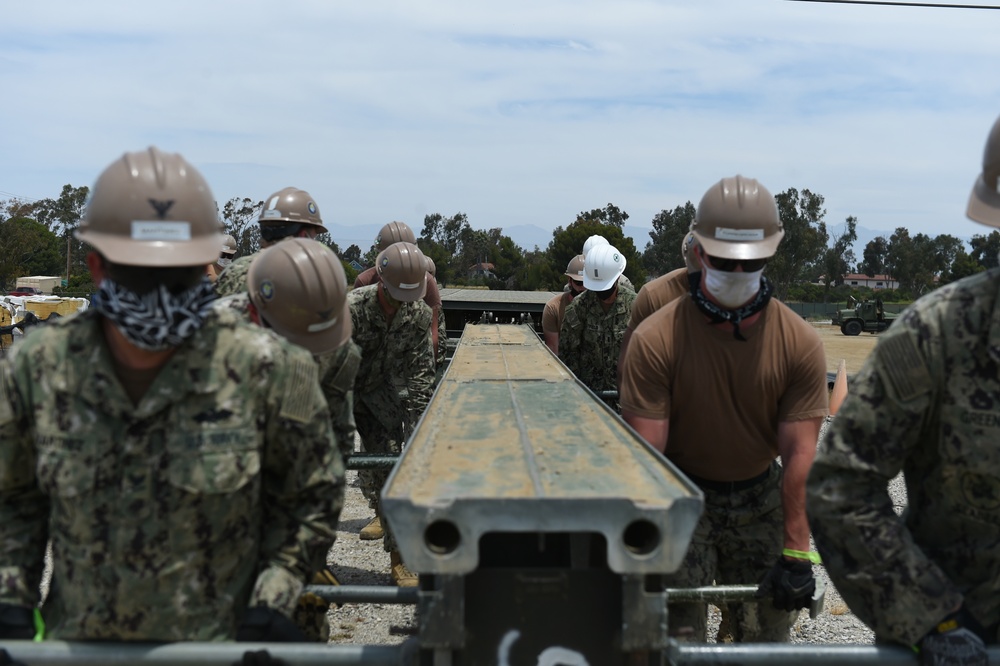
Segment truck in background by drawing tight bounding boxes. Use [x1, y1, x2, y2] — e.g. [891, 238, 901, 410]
[14, 276, 63, 295]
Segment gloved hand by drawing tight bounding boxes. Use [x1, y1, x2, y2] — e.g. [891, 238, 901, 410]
[233, 650, 287, 666]
[235, 606, 308, 643]
[754, 557, 815, 612]
[918, 609, 988, 666]
[0, 604, 34, 640]
[920, 627, 987, 666]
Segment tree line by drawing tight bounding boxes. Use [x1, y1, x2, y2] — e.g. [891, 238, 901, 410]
[1, 184, 997, 302]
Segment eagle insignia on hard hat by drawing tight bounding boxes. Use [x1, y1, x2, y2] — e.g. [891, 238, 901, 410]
[613, 253, 620, 262]
[381, 256, 390, 268]
[308, 201, 317, 215]
[259, 280, 275, 301]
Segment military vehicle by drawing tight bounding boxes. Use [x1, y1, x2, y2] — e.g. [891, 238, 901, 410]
[831, 298, 897, 336]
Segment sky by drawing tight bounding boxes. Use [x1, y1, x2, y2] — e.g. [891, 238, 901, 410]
[1, 1, 998, 253]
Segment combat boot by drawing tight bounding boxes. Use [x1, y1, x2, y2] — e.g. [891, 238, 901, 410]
[390, 550, 418, 587]
[360, 516, 384, 541]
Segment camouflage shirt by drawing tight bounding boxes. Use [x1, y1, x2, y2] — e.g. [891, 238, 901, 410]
[0, 307, 343, 641]
[348, 285, 434, 422]
[808, 270, 1000, 646]
[212, 293, 360, 459]
[559, 287, 636, 396]
[214, 252, 257, 297]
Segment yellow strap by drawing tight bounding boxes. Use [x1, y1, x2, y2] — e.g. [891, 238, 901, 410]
[783, 548, 822, 564]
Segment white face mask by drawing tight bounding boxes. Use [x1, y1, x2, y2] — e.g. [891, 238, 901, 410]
[703, 265, 764, 309]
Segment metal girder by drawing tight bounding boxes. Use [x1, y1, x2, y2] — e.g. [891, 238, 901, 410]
[382, 324, 704, 577]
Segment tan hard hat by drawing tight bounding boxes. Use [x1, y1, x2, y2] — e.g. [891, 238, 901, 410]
[247, 238, 350, 354]
[425, 255, 437, 277]
[259, 187, 328, 233]
[681, 231, 699, 271]
[376, 241, 427, 302]
[221, 234, 237, 256]
[76, 146, 224, 267]
[376, 221, 416, 252]
[692, 175, 783, 261]
[967, 115, 1000, 227]
[565, 254, 585, 279]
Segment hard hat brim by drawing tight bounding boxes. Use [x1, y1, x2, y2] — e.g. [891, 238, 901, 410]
[583, 271, 623, 291]
[692, 230, 783, 261]
[966, 176, 1000, 227]
[76, 229, 226, 267]
[273, 302, 352, 356]
[384, 278, 427, 303]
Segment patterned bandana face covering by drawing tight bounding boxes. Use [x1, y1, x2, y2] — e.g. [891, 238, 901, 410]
[91, 277, 218, 351]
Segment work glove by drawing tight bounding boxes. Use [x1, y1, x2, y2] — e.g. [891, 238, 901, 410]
[235, 607, 308, 643]
[0, 604, 34, 640]
[233, 650, 287, 666]
[918, 610, 988, 666]
[754, 557, 815, 612]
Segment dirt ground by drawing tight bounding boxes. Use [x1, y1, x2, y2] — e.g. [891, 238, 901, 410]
[811, 321, 881, 376]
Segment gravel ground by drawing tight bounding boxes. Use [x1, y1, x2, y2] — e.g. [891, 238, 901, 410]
[326, 420, 909, 648]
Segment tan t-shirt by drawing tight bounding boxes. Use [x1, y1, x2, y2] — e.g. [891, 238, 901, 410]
[627, 267, 689, 331]
[542, 292, 573, 334]
[620, 297, 828, 481]
[354, 266, 442, 309]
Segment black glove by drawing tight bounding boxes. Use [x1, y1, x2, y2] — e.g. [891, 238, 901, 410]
[0, 604, 34, 640]
[754, 557, 815, 612]
[920, 627, 987, 666]
[235, 606, 308, 643]
[233, 650, 287, 666]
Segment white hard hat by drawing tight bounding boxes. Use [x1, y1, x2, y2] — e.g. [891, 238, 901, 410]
[583, 244, 626, 291]
[582, 235, 610, 256]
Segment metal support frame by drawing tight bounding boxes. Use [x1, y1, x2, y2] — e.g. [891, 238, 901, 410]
[345, 454, 400, 470]
[1, 641, 411, 665]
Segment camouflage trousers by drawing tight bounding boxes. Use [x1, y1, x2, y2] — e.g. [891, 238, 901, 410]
[665, 461, 794, 642]
[354, 396, 408, 552]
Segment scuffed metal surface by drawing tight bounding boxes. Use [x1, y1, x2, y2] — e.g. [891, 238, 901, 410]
[383, 324, 703, 576]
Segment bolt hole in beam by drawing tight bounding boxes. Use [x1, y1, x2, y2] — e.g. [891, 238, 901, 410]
[622, 519, 660, 556]
[425, 520, 462, 555]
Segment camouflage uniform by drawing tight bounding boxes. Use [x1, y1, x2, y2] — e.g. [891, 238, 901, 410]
[349, 285, 434, 551]
[558, 286, 636, 410]
[665, 462, 792, 642]
[808, 270, 1000, 646]
[212, 292, 361, 459]
[215, 252, 257, 297]
[0, 307, 344, 641]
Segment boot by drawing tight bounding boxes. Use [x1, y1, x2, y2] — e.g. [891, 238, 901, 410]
[360, 516, 384, 541]
[390, 550, 418, 588]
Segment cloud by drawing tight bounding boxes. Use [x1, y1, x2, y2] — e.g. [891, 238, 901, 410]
[0, 0, 997, 249]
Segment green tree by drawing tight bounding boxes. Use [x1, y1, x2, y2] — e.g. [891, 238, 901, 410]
[544, 210, 643, 291]
[767, 188, 829, 300]
[0, 216, 64, 290]
[31, 184, 89, 280]
[817, 216, 858, 296]
[221, 197, 263, 257]
[858, 236, 889, 277]
[643, 202, 695, 276]
[576, 203, 629, 229]
[970, 231, 1000, 270]
[343, 244, 362, 263]
[941, 247, 984, 284]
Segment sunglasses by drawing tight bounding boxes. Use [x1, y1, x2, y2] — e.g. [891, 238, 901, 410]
[569, 278, 584, 287]
[704, 255, 769, 272]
